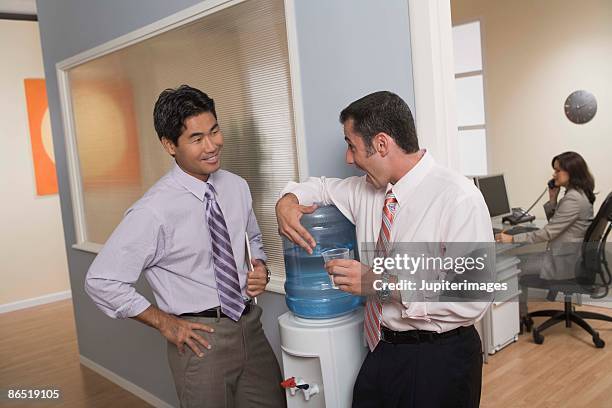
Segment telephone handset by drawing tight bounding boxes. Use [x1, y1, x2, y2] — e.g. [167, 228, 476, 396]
[548, 179, 556, 189]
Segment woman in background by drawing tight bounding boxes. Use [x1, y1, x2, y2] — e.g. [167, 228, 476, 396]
[495, 151, 595, 320]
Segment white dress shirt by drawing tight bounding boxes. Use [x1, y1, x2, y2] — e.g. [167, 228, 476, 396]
[281, 151, 494, 332]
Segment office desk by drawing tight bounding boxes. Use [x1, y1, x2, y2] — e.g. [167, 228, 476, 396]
[476, 218, 545, 359]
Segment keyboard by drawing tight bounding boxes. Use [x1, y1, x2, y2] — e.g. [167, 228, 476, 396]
[493, 226, 539, 236]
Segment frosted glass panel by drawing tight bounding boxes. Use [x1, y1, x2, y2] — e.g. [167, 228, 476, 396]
[456, 75, 485, 126]
[453, 22, 482, 74]
[67, 0, 295, 277]
[458, 129, 487, 176]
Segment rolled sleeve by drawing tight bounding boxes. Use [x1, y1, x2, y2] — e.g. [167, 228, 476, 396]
[85, 207, 165, 319]
[400, 301, 430, 321]
[399, 286, 489, 325]
[280, 180, 323, 206]
[399, 281, 488, 325]
[246, 207, 267, 263]
[85, 279, 152, 319]
[243, 182, 267, 263]
[279, 176, 362, 224]
[280, 177, 342, 207]
[414, 302, 488, 325]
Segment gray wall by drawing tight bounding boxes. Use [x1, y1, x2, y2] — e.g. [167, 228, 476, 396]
[37, 0, 414, 406]
[294, 0, 415, 178]
[36, 1, 219, 406]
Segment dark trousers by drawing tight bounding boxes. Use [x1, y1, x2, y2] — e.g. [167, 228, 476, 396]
[353, 325, 483, 408]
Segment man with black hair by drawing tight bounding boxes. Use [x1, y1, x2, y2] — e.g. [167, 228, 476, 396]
[276, 91, 493, 407]
[86, 85, 286, 407]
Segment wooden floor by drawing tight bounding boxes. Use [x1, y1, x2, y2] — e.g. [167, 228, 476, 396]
[1, 299, 611, 407]
[481, 302, 612, 408]
[0, 300, 150, 407]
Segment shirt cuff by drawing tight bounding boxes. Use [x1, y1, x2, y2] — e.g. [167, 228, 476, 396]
[116, 295, 152, 319]
[399, 289, 431, 322]
[280, 182, 315, 205]
[252, 251, 268, 264]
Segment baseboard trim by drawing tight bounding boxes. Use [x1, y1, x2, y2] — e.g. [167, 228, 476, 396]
[0, 290, 72, 314]
[79, 355, 174, 408]
[580, 298, 612, 309]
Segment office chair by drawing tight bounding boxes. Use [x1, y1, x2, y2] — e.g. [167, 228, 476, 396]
[520, 192, 612, 348]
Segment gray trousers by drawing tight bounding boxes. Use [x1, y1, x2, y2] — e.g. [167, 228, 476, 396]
[518, 252, 548, 317]
[167, 305, 286, 408]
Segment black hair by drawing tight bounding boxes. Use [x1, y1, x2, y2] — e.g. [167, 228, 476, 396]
[339, 91, 418, 155]
[552, 151, 596, 204]
[153, 85, 216, 145]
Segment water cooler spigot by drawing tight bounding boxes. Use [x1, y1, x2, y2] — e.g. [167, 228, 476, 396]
[281, 377, 320, 401]
[281, 377, 297, 396]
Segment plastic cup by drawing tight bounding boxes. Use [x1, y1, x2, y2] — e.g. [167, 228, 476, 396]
[322, 248, 351, 289]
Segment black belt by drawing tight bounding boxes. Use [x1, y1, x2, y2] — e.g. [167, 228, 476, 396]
[380, 325, 473, 344]
[180, 300, 253, 319]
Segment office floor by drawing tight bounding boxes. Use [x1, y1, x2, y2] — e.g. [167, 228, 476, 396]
[0, 300, 150, 407]
[481, 302, 612, 408]
[1, 299, 611, 408]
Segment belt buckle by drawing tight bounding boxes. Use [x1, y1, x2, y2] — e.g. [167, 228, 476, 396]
[243, 298, 252, 314]
[420, 331, 435, 342]
[380, 327, 390, 343]
[243, 297, 252, 312]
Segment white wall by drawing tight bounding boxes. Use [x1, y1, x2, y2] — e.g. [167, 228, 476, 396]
[452, 0, 612, 217]
[0, 19, 70, 306]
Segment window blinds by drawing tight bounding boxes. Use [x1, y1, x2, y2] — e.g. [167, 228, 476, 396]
[67, 0, 297, 279]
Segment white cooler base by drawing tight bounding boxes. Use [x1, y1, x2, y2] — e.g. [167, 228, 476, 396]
[279, 309, 367, 408]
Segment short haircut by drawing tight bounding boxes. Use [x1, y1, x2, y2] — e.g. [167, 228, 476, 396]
[153, 85, 216, 145]
[339, 91, 418, 154]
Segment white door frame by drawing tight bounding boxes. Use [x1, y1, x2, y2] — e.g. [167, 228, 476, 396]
[408, 0, 459, 170]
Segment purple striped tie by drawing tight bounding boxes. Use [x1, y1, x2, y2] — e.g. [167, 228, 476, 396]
[205, 183, 245, 321]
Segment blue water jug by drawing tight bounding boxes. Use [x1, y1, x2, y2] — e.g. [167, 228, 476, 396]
[283, 205, 363, 319]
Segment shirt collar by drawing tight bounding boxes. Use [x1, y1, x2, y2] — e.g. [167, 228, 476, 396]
[386, 149, 435, 207]
[171, 163, 219, 202]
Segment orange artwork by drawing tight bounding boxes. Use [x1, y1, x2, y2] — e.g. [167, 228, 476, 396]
[70, 79, 141, 188]
[24, 78, 58, 196]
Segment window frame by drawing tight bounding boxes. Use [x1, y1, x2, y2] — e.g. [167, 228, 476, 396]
[56, 0, 308, 294]
[452, 19, 489, 176]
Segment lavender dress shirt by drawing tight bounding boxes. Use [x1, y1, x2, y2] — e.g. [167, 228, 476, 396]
[85, 164, 266, 319]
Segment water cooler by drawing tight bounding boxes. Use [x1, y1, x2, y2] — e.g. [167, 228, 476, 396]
[279, 206, 368, 408]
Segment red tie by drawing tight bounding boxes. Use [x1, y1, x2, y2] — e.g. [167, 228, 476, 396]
[364, 190, 397, 351]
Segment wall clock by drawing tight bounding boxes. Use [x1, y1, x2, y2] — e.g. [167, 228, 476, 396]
[564, 90, 597, 124]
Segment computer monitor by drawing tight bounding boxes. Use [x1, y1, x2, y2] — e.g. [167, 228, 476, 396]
[475, 174, 511, 217]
